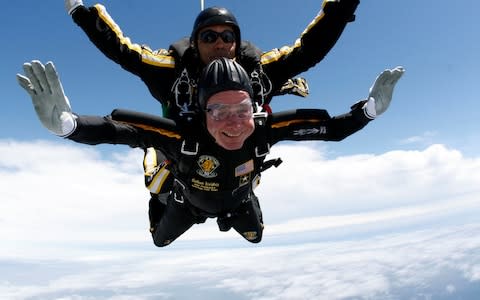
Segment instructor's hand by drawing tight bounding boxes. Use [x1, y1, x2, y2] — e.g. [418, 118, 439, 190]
[17, 60, 76, 136]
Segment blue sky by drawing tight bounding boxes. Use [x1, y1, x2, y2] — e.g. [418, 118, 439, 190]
[2, 1, 480, 299]
[4, 0, 480, 156]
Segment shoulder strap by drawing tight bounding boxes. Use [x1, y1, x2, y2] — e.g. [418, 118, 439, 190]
[252, 112, 283, 173]
[253, 112, 270, 158]
[177, 117, 200, 156]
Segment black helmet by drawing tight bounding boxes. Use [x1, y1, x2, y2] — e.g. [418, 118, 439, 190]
[191, 7, 241, 55]
[198, 57, 254, 110]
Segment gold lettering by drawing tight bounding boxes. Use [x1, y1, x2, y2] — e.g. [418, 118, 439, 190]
[191, 178, 219, 192]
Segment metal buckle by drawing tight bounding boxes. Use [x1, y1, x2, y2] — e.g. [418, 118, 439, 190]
[181, 140, 199, 155]
[173, 178, 186, 204]
[255, 143, 270, 157]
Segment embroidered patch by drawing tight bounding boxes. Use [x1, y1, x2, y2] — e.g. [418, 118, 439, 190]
[196, 155, 220, 178]
[235, 159, 254, 177]
[239, 174, 250, 187]
[191, 178, 219, 192]
[292, 127, 326, 136]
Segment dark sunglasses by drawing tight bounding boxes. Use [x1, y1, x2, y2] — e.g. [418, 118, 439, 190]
[199, 30, 236, 44]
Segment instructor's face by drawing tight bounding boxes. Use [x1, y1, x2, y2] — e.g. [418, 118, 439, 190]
[205, 90, 255, 150]
[197, 25, 236, 65]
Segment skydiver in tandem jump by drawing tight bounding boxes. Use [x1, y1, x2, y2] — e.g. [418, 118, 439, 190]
[17, 57, 404, 246]
[64, 0, 361, 231]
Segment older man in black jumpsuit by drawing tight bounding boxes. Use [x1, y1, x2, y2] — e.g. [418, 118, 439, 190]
[17, 58, 404, 246]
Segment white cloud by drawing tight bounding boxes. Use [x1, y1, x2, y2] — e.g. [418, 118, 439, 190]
[259, 143, 480, 221]
[2, 140, 480, 248]
[398, 131, 438, 145]
[446, 284, 456, 294]
[1, 225, 480, 300]
[0, 140, 148, 247]
[1, 139, 480, 299]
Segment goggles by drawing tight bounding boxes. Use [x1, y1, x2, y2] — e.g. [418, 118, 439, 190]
[199, 29, 236, 44]
[206, 98, 253, 121]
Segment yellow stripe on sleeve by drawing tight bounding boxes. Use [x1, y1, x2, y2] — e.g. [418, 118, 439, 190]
[94, 4, 175, 68]
[260, 7, 327, 65]
[117, 121, 182, 140]
[271, 118, 322, 129]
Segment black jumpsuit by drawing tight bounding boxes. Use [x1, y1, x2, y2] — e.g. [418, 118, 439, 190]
[67, 102, 371, 246]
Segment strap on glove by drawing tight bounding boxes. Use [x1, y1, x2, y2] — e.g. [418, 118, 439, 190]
[363, 66, 405, 119]
[17, 60, 76, 136]
[65, 0, 83, 15]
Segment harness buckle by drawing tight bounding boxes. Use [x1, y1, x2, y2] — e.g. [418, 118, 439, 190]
[173, 178, 186, 204]
[255, 143, 270, 157]
[181, 140, 199, 155]
[250, 70, 264, 106]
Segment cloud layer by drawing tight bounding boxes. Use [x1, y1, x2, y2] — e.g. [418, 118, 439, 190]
[2, 224, 480, 299]
[1, 140, 480, 299]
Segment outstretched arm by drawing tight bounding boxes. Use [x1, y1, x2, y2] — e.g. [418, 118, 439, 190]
[17, 60, 183, 151]
[64, 0, 175, 96]
[330, 66, 405, 140]
[270, 66, 405, 143]
[261, 0, 360, 94]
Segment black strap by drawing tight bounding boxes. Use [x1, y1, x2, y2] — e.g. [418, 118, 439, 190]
[253, 112, 270, 157]
[260, 158, 283, 173]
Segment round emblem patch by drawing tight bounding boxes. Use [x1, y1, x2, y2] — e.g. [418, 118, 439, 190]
[196, 155, 220, 178]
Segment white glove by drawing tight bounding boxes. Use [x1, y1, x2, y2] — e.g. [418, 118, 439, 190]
[65, 0, 83, 15]
[363, 66, 405, 119]
[17, 60, 76, 137]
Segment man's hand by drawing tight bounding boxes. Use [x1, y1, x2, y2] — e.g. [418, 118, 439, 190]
[65, 0, 83, 15]
[364, 66, 405, 119]
[275, 77, 310, 98]
[17, 60, 76, 136]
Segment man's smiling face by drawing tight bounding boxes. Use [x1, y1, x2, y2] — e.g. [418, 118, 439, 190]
[205, 90, 255, 150]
